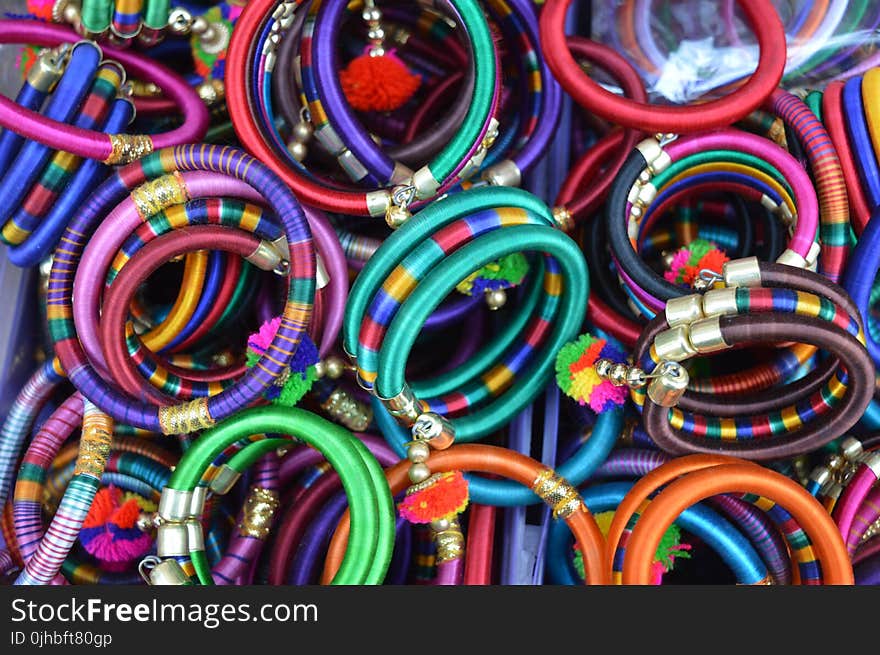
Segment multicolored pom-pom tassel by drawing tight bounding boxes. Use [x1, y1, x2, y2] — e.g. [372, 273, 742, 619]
[191, 2, 242, 81]
[79, 487, 154, 573]
[340, 47, 421, 113]
[456, 252, 529, 296]
[245, 316, 319, 407]
[399, 471, 469, 524]
[664, 239, 729, 287]
[555, 333, 628, 413]
[572, 511, 691, 583]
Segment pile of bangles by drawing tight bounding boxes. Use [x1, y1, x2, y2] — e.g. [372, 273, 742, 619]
[1, 0, 880, 587]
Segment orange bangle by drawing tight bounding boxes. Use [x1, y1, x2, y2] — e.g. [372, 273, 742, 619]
[622, 463, 854, 585]
[320, 444, 609, 585]
[605, 454, 760, 579]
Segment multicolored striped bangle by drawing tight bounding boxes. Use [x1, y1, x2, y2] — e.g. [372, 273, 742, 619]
[347, 187, 587, 442]
[636, 310, 872, 461]
[48, 145, 316, 435]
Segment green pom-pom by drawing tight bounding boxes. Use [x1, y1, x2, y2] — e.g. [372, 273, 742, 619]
[456, 252, 529, 296]
[655, 522, 691, 571]
[554, 333, 602, 395]
[686, 239, 714, 266]
[573, 548, 585, 580]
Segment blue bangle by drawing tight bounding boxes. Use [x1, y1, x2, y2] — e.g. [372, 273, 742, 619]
[8, 98, 133, 267]
[843, 76, 880, 205]
[0, 43, 101, 232]
[0, 82, 49, 178]
[373, 397, 623, 506]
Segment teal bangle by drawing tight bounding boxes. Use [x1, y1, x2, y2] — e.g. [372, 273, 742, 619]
[373, 224, 587, 441]
[343, 186, 554, 358]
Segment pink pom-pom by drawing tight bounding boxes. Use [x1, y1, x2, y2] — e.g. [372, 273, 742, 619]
[664, 249, 691, 283]
[247, 316, 281, 354]
[587, 381, 629, 413]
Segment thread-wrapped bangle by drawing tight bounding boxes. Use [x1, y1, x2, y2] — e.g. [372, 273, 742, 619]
[48, 145, 316, 434]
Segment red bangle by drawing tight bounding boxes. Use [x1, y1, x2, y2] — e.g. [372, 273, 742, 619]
[539, 0, 787, 134]
[226, 0, 370, 216]
[823, 81, 871, 235]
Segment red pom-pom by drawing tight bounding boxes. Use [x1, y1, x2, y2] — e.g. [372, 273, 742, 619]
[399, 471, 469, 524]
[80, 487, 152, 572]
[340, 48, 421, 113]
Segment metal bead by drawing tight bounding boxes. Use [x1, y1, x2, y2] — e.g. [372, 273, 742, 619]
[62, 4, 80, 23]
[385, 205, 411, 229]
[323, 356, 345, 380]
[828, 454, 845, 471]
[407, 441, 430, 464]
[430, 518, 451, 532]
[485, 288, 507, 310]
[287, 141, 308, 162]
[191, 15, 209, 34]
[292, 121, 314, 143]
[594, 358, 613, 379]
[167, 8, 193, 35]
[609, 363, 629, 386]
[408, 463, 431, 483]
[362, 7, 381, 21]
[367, 27, 385, 41]
[625, 367, 646, 388]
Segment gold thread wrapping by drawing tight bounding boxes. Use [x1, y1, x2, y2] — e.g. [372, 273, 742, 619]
[532, 469, 585, 520]
[74, 410, 114, 478]
[433, 518, 464, 563]
[104, 134, 155, 165]
[320, 387, 372, 432]
[238, 488, 280, 539]
[131, 171, 190, 220]
[158, 398, 215, 435]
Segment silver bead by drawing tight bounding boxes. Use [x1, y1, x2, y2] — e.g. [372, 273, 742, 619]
[430, 518, 451, 532]
[167, 8, 193, 35]
[408, 463, 431, 483]
[323, 356, 345, 380]
[362, 7, 381, 22]
[594, 358, 613, 379]
[625, 367, 646, 388]
[828, 454, 845, 471]
[292, 121, 313, 143]
[287, 141, 308, 162]
[485, 288, 507, 310]
[609, 363, 629, 386]
[367, 27, 385, 42]
[407, 441, 430, 464]
[191, 15, 209, 34]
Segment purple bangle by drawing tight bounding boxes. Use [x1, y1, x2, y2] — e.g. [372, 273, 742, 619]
[303, 205, 349, 356]
[212, 454, 279, 585]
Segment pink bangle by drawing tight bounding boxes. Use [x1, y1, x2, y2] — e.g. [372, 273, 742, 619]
[0, 21, 208, 163]
[665, 130, 820, 260]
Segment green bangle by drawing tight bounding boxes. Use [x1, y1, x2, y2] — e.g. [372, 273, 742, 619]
[422, 0, 497, 187]
[162, 407, 394, 585]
